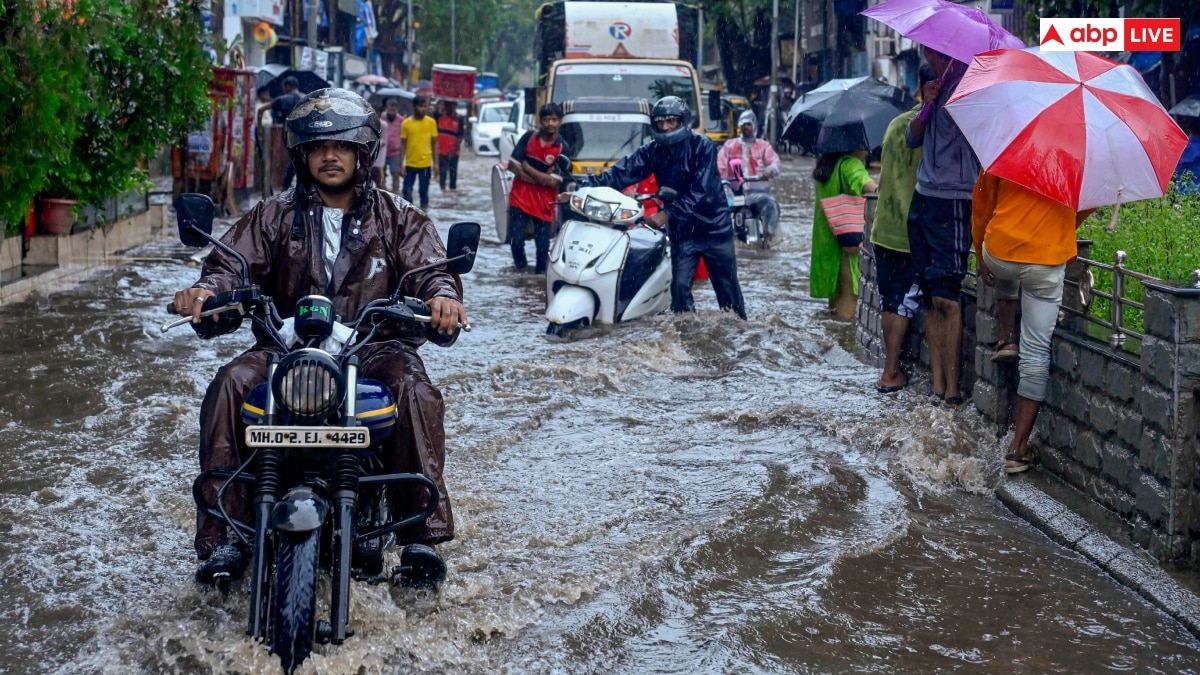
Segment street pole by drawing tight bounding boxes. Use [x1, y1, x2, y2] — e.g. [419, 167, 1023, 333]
[406, 0, 414, 84]
[792, 0, 800, 87]
[452, 0, 457, 63]
[768, 0, 780, 144]
[306, 0, 319, 49]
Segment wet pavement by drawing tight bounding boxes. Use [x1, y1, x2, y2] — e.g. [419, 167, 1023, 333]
[1, 151, 1199, 673]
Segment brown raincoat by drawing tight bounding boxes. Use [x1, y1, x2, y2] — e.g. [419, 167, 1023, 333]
[192, 187, 460, 558]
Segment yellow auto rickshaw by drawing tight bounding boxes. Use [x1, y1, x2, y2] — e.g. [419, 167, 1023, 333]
[702, 88, 751, 143]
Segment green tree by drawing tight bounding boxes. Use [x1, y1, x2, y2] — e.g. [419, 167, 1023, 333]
[0, 0, 91, 230]
[0, 0, 211, 234]
[697, 0, 774, 97]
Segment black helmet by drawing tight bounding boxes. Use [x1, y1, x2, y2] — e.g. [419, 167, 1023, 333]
[650, 95, 692, 146]
[286, 88, 382, 188]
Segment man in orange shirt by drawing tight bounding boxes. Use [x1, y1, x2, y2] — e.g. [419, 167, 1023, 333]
[973, 172, 1093, 473]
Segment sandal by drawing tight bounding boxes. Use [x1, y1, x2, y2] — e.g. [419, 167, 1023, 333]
[991, 340, 1019, 364]
[1004, 452, 1035, 474]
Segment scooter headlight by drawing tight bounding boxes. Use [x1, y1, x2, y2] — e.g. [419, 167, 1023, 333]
[272, 349, 344, 419]
[724, 183, 737, 208]
[583, 196, 615, 221]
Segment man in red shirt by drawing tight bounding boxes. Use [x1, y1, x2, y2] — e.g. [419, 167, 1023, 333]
[506, 103, 570, 273]
[436, 100, 465, 191]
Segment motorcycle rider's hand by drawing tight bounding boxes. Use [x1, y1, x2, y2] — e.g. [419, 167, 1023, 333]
[556, 191, 573, 203]
[174, 288, 215, 323]
[647, 211, 669, 228]
[428, 296, 468, 335]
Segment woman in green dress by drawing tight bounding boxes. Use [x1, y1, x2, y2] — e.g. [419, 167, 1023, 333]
[811, 150, 878, 320]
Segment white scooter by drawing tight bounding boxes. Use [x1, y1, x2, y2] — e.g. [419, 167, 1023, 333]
[545, 185, 677, 336]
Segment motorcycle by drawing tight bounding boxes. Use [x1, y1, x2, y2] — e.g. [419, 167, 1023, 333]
[162, 194, 480, 674]
[723, 157, 769, 250]
[544, 184, 677, 336]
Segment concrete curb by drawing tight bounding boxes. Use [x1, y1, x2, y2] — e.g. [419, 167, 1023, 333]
[998, 480, 1200, 637]
[0, 204, 167, 306]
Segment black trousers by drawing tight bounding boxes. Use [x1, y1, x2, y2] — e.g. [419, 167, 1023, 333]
[669, 234, 746, 319]
[507, 207, 551, 273]
[438, 155, 459, 190]
[402, 167, 432, 208]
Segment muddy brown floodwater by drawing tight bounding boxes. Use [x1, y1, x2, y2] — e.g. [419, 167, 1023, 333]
[0, 152, 1198, 674]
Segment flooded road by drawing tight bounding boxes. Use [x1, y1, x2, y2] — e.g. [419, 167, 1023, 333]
[2, 151, 1199, 673]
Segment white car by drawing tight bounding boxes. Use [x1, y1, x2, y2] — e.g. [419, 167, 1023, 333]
[470, 101, 514, 156]
[498, 96, 534, 165]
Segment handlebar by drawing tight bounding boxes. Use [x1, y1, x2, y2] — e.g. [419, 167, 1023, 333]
[161, 291, 469, 335]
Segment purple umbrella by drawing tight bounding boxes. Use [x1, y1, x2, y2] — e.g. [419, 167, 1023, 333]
[862, 0, 1024, 66]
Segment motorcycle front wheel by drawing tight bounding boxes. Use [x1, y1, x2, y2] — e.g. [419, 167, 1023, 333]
[272, 531, 320, 674]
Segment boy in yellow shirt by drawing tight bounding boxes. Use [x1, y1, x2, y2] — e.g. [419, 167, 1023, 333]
[400, 95, 439, 209]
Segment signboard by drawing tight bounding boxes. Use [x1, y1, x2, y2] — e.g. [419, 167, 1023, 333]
[563, 2, 680, 60]
[188, 130, 213, 155]
[225, 0, 284, 24]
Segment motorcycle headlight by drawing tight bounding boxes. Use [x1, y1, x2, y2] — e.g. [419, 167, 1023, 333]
[723, 184, 737, 208]
[272, 349, 344, 419]
[583, 196, 614, 221]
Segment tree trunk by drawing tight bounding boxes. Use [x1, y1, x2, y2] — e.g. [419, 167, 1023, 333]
[714, 9, 772, 98]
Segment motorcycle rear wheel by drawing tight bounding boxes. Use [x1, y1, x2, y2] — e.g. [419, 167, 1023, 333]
[272, 531, 320, 674]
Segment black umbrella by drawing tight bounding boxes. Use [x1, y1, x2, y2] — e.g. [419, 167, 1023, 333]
[367, 87, 416, 116]
[254, 63, 289, 93]
[1170, 95, 1200, 120]
[265, 69, 332, 98]
[782, 78, 915, 152]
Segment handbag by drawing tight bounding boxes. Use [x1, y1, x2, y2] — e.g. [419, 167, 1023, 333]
[820, 194, 868, 236]
[819, 157, 867, 248]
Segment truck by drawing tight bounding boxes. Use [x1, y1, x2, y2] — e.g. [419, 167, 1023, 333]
[530, 1, 703, 129]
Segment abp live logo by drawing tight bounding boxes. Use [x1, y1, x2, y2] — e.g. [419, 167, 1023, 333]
[1040, 18, 1180, 52]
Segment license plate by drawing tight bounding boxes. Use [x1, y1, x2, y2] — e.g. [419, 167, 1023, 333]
[245, 426, 369, 448]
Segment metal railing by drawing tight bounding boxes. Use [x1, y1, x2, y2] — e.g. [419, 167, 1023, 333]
[1062, 248, 1200, 349]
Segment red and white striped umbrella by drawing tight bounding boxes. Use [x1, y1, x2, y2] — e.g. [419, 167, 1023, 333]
[945, 47, 1187, 210]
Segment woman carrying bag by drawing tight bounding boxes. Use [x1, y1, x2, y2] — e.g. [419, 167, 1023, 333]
[811, 149, 878, 320]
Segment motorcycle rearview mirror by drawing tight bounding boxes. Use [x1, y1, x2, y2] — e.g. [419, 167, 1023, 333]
[656, 187, 679, 204]
[707, 89, 721, 124]
[172, 192, 252, 286]
[174, 193, 215, 248]
[556, 154, 572, 174]
[445, 221, 481, 275]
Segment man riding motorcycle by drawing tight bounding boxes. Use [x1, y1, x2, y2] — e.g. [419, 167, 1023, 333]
[172, 88, 468, 584]
[717, 110, 782, 246]
[571, 96, 746, 319]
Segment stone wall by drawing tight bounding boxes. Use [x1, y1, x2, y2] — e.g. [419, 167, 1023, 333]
[857, 237, 1200, 564]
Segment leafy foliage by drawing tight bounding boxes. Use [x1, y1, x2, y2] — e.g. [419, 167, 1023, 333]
[1077, 182, 1200, 337]
[0, 0, 211, 235]
[0, 1, 91, 231]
